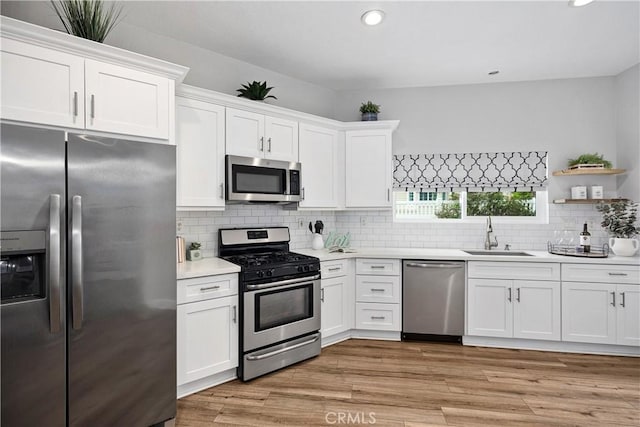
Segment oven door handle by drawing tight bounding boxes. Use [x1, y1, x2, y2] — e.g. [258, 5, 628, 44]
[246, 274, 320, 291]
[246, 334, 320, 361]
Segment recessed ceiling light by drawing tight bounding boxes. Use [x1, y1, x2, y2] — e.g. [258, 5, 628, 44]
[361, 10, 385, 26]
[568, 0, 595, 7]
[488, 70, 500, 76]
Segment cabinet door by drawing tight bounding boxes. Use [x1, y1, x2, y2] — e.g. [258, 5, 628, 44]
[225, 108, 265, 158]
[1, 39, 84, 129]
[177, 296, 238, 386]
[265, 116, 298, 161]
[321, 276, 348, 338]
[467, 279, 513, 338]
[513, 281, 560, 341]
[176, 97, 225, 209]
[85, 59, 170, 139]
[345, 129, 393, 208]
[298, 124, 339, 208]
[562, 282, 616, 344]
[617, 284, 640, 346]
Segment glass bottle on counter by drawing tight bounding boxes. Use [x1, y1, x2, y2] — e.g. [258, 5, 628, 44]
[579, 222, 591, 253]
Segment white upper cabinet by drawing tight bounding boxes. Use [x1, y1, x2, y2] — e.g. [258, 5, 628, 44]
[176, 96, 225, 209]
[226, 107, 298, 162]
[345, 129, 393, 208]
[1, 38, 85, 129]
[0, 16, 187, 141]
[85, 60, 170, 139]
[298, 123, 339, 208]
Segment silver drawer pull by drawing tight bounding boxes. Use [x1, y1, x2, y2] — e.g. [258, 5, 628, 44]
[370, 288, 385, 292]
[328, 267, 341, 271]
[608, 272, 628, 276]
[200, 285, 221, 292]
[370, 265, 385, 269]
[370, 316, 386, 320]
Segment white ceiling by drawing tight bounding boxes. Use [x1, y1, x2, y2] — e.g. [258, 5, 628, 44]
[119, 1, 640, 90]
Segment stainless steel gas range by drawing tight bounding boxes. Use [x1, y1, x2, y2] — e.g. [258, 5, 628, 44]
[219, 227, 321, 381]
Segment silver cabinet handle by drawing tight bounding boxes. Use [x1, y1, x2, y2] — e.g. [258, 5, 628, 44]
[48, 194, 62, 333]
[90, 95, 95, 119]
[73, 91, 78, 117]
[200, 285, 220, 292]
[371, 316, 386, 320]
[232, 305, 237, 323]
[321, 288, 325, 302]
[620, 292, 626, 308]
[370, 265, 385, 269]
[328, 267, 341, 271]
[267, 137, 272, 152]
[246, 334, 319, 361]
[301, 187, 305, 200]
[387, 188, 390, 202]
[370, 288, 385, 292]
[507, 287, 512, 302]
[71, 195, 84, 330]
[611, 291, 616, 307]
[259, 136, 264, 151]
[219, 182, 224, 199]
[516, 288, 521, 302]
[608, 272, 628, 276]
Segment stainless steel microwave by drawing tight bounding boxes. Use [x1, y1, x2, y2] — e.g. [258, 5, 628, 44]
[226, 155, 301, 203]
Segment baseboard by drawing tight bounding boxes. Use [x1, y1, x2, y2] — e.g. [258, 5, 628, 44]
[463, 336, 640, 357]
[322, 330, 352, 347]
[350, 329, 401, 341]
[177, 368, 237, 399]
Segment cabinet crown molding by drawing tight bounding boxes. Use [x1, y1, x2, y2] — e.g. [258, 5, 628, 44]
[1, 16, 189, 82]
[177, 84, 399, 132]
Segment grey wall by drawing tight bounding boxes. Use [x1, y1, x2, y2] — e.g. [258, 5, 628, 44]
[334, 77, 619, 201]
[0, 1, 337, 118]
[615, 64, 640, 202]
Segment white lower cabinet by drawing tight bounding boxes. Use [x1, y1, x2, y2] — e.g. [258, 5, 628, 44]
[177, 274, 238, 394]
[355, 258, 401, 331]
[467, 262, 561, 341]
[320, 260, 354, 342]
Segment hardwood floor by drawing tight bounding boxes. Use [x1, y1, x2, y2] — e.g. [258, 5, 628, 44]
[176, 339, 640, 426]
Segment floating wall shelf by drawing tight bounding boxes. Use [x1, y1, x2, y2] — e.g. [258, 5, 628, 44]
[553, 198, 629, 204]
[552, 168, 626, 177]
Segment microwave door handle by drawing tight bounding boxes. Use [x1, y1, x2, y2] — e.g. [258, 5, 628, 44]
[48, 194, 62, 333]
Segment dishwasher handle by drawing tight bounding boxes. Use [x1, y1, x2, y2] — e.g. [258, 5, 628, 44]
[405, 262, 464, 269]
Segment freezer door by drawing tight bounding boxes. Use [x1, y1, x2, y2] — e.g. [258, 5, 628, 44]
[66, 134, 176, 426]
[1, 124, 66, 427]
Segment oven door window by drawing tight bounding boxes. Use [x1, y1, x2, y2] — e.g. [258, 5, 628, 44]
[1, 253, 45, 304]
[255, 284, 313, 331]
[232, 164, 286, 195]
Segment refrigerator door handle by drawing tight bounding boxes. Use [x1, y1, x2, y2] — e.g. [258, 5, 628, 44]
[48, 194, 62, 333]
[71, 195, 84, 330]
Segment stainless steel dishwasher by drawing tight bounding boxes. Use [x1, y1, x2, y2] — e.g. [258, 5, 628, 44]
[402, 260, 465, 343]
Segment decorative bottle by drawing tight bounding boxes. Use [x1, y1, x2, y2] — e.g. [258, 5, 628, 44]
[579, 222, 591, 253]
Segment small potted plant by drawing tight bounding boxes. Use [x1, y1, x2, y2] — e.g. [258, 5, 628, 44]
[51, 0, 124, 43]
[360, 101, 380, 121]
[567, 153, 613, 170]
[596, 200, 639, 256]
[186, 241, 203, 261]
[236, 81, 277, 101]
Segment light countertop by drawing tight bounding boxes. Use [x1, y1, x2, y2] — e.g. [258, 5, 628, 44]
[177, 247, 639, 279]
[177, 257, 240, 280]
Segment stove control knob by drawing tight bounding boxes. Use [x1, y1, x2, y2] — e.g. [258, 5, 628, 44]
[266, 269, 273, 277]
[297, 266, 304, 273]
[303, 265, 310, 272]
[257, 271, 264, 278]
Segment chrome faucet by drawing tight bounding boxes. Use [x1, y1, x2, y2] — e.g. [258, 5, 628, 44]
[484, 216, 498, 250]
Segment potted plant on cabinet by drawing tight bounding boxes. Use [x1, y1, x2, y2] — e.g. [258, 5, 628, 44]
[360, 101, 380, 121]
[51, 0, 124, 43]
[596, 200, 639, 256]
[186, 241, 203, 261]
[236, 81, 277, 101]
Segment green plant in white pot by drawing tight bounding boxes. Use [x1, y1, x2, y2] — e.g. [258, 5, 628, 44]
[186, 242, 202, 261]
[596, 200, 639, 256]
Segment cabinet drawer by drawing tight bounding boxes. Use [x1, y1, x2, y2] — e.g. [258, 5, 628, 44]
[177, 273, 238, 304]
[356, 276, 400, 303]
[321, 259, 350, 279]
[468, 261, 560, 281]
[356, 258, 400, 276]
[355, 303, 400, 331]
[562, 264, 640, 284]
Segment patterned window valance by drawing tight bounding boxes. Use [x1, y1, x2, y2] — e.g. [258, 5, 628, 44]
[393, 151, 548, 192]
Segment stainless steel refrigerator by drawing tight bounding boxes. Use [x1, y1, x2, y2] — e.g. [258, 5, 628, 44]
[1, 124, 176, 426]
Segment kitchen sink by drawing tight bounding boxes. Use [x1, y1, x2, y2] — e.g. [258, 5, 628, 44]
[463, 250, 534, 256]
